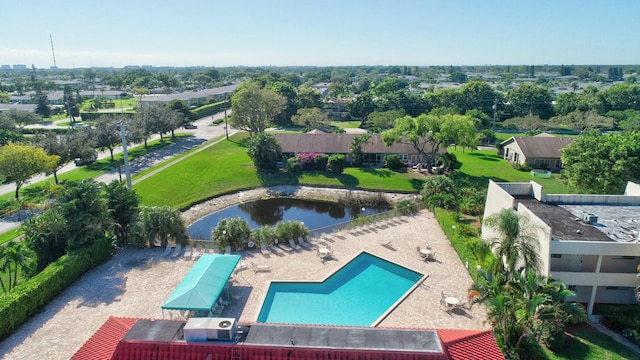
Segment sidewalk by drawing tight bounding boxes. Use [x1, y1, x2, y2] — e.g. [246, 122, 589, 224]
[589, 315, 640, 354]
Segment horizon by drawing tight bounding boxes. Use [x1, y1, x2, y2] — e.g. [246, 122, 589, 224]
[2, 0, 640, 68]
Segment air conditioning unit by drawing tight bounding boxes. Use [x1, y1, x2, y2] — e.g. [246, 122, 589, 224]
[582, 212, 598, 225]
[184, 317, 236, 342]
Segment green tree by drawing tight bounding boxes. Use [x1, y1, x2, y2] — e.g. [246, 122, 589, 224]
[549, 110, 613, 133]
[230, 82, 286, 135]
[33, 131, 72, 184]
[1, 109, 41, 131]
[105, 180, 140, 247]
[135, 206, 188, 247]
[458, 81, 498, 116]
[382, 113, 475, 170]
[35, 90, 51, 118]
[367, 109, 404, 130]
[502, 115, 545, 133]
[346, 92, 375, 126]
[349, 133, 371, 166]
[506, 84, 554, 119]
[0, 143, 59, 198]
[297, 86, 324, 109]
[246, 132, 282, 172]
[328, 154, 346, 175]
[22, 208, 68, 270]
[483, 209, 540, 275]
[56, 180, 111, 250]
[291, 107, 330, 130]
[212, 217, 251, 250]
[420, 175, 457, 210]
[93, 115, 122, 161]
[0, 241, 34, 293]
[561, 130, 640, 194]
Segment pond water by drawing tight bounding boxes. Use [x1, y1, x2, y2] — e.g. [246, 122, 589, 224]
[187, 198, 387, 240]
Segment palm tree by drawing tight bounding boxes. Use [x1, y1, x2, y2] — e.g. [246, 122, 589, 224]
[0, 245, 8, 294]
[0, 242, 34, 292]
[483, 208, 540, 276]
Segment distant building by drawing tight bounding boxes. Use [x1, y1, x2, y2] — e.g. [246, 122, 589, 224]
[483, 180, 640, 314]
[500, 133, 573, 172]
[0, 65, 11, 70]
[139, 85, 237, 108]
[12, 64, 27, 70]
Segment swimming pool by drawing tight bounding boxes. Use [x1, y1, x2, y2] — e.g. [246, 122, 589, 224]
[257, 252, 423, 326]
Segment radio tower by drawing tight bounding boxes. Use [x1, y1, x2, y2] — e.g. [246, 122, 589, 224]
[50, 34, 58, 70]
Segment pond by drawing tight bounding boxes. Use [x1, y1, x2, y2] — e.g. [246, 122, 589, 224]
[187, 198, 388, 240]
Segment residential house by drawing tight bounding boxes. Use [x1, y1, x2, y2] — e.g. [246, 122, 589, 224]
[311, 82, 331, 97]
[274, 132, 442, 167]
[482, 180, 640, 314]
[139, 85, 237, 108]
[500, 133, 573, 171]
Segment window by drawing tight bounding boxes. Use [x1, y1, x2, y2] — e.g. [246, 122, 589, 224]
[551, 254, 562, 258]
[606, 286, 632, 291]
[568, 285, 577, 291]
[399, 154, 408, 162]
[612, 256, 636, 260]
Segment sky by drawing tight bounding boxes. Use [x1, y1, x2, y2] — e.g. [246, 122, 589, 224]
[2, 0, 640, 69]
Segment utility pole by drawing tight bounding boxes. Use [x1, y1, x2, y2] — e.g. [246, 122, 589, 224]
[224, 109, 229, 140]
[120, 122, 132, 189]
[492, 97, 498, 133]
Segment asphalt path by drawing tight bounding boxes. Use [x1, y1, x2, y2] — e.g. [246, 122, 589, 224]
[0, 111, 233, 232]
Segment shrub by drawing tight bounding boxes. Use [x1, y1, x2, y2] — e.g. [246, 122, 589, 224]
[0, 237, 112, 341]
[622, 328, 640, 346]
[314, 154, 328, 170]
[285, 157, 301, 173]
[384, 154, 405, 171]
[328, 154, 346, 175]
[191, 100, 230, 118]
[511, 162, 532, 172]
[296, 152, 320, 170]
[395, 200, 420, 215]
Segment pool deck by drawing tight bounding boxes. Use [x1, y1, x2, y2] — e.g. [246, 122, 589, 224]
[0, 210, 488, 360]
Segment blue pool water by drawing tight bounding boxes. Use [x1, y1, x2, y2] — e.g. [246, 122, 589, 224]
[257, 252, 423, 326]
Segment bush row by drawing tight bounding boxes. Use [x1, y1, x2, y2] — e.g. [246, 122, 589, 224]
[192, 100, 230, 118]
[79, 112, 135, 122]
[432, 208, 493, 279]
[0, 237, 113, 341]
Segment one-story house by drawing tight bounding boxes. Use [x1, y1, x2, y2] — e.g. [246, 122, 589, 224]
[274, 132, 443, 167]
[500, 133, 573, 171]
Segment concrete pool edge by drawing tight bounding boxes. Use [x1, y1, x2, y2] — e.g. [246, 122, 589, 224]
[253, 250, 426, 326]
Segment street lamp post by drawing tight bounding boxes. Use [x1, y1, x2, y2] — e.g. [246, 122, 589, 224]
[120, 122, 132, 189]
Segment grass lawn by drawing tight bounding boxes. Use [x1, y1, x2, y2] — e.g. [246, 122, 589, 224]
[135, 133, 423, 209]
[543, 325, 639, 360]
[331, 120, 361, 129]
[449, 148, 575, 194]
[0, 228, 19, 246]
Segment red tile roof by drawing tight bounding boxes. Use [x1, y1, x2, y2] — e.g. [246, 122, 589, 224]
[438, 329, 504, 360]
[70, 316, 138, 360]
[78, 317, 504, 360]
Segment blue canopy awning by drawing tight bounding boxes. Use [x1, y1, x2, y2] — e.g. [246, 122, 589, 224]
[161, 254, 241, 311]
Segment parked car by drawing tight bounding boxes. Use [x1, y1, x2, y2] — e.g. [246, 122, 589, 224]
[184, 124, 197, 129]
[74, 151, 98, 166]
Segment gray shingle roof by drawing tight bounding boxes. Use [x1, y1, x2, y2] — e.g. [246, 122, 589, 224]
[503, 136, 573, 159]
[274, 133, 431, 155]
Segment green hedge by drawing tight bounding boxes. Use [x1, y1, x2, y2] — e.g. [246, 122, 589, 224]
[192, 100, 230, 118]
[80, 112, 135, 121]
[0, 237, 113, 340]
[432, 208, 494, 278]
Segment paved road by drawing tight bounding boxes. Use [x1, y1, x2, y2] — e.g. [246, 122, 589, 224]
[0, 111, 232, 232]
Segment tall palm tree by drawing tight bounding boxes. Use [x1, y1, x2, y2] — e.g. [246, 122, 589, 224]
[484, 208, 540, 276]
[0, 242, 34, 291]
[0, 245, 8, 294]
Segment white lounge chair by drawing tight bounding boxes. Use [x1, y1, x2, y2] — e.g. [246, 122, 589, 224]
[288, 239, 300, 251]
[171, 244, 182, 257]
[251, 262, 271, 273]
[193, 244, 204, 260]
[270, 245, 285, 255]
[277, 242, 293, 252]
[260, 243, 271, 256]
[160, 243, 172, 257]
[183, 245, 193, 259]
[298, 238, 311, 249]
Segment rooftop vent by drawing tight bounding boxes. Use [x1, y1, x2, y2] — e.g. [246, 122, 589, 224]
[582, 212, 598, 225]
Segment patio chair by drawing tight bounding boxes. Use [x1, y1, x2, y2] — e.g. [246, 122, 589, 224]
[270, 245, 285, 255]
[298, 238, 311, 249]
[183, 245, 193, 259]
[193, 244, 204, 260]
[380, 241, 394, 250]
[288, 239, 300, 251]
[171, 244, 182, 257]
[251, 262, 271, 273]
[277, 242, 293, 252]
[218, 296, 229, 307]
[224, 245, 231, 255]
[160, 243, 172, 257]
[260, 243, 272, 256]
